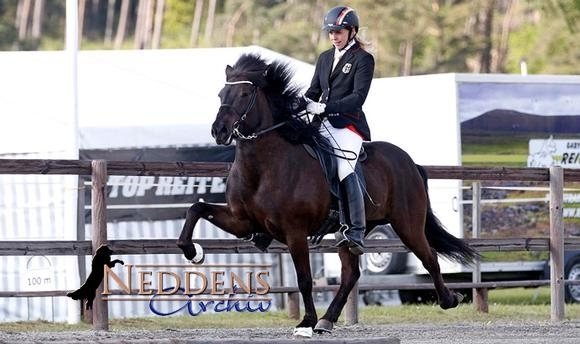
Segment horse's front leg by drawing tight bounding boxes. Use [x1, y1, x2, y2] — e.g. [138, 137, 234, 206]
[315, 246, 360, 333]
[287, 237, 318, 333]
[177, 202, 252, 262]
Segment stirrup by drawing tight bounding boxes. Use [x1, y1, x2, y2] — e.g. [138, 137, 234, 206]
[347, 240, 364, 255]
[242, 233, 257, 242]
[336, 225, 365, 255]
[334, 224, 350, 247]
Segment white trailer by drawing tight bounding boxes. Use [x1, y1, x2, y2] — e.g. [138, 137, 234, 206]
[324, 73, 580, 304]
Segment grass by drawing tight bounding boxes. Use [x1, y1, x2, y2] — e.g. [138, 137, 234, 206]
[482, 251, 549, 262]
[461, 132, 531, 167]
[462, 154, 529, 167]
[1, 288, 579, 332]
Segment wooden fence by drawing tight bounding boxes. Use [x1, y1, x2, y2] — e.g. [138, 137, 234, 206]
[1, 159, 580, 330]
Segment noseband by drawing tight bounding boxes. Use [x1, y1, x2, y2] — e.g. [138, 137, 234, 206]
[220, 80, 259, 142]
[220, 80, 287, 142]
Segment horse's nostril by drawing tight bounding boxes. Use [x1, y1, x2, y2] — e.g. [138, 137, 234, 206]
[211, 123, 229, 140]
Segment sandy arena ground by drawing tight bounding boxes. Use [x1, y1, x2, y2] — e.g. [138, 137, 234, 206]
[1, 320, 580, 344]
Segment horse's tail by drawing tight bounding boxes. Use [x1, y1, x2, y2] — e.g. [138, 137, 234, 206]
[416, 164, 479, 265]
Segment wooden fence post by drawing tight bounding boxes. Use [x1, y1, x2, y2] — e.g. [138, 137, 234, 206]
[91, 160, 109, 331]
[344, 282, 358, 325]
[549, 166, 564, 321]
[287, 292, 300, 320]
[471, 181, 488, 312]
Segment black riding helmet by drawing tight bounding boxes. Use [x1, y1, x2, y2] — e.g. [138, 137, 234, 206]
[321, 6, 359, 41]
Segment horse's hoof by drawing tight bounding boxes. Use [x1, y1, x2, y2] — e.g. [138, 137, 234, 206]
[292, 327, 313, 338]
[440, 292, 461, 310]
[313, 319, 333, 333]
[181, 243, 204, 264]
[177, 241, 194, 260]
[191, 243, 204, 264]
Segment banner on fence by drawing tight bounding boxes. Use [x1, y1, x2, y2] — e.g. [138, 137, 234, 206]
[80, 146, 234, 222]
[527, 137, 580, 218]
[527, 137, 580, 168]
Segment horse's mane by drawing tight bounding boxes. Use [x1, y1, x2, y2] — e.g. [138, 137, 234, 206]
[230, 53, 321, 145]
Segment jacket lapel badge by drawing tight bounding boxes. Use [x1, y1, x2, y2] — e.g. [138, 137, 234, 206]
[342, 63, 352, 74]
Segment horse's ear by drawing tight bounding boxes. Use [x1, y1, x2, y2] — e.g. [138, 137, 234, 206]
[225, 65, 234, 78]
[262, 65, 274, 84]
[265, 64, 275, 78]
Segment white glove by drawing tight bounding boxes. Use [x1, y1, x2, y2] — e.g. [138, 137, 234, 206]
[306, 101, 326, 115]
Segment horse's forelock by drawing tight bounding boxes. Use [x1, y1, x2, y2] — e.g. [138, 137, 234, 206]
[229, 53, 311, 141]
[231, 54, 268, 77]
[231, 53, 300, 97]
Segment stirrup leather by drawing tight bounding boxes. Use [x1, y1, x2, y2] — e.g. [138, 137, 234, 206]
[334, 223, 350, 247]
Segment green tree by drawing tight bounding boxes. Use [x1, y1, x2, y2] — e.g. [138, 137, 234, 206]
[1, 0, 580, 76]
[0, 2, 17, 50]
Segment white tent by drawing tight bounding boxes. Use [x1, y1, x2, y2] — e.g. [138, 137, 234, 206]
[0, 46, 314, 322]
[0, 46, 314, 154]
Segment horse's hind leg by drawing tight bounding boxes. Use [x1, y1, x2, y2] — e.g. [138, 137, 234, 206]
[420, 246, 458, 309]
[177, 202, 253, 261]
[399, 232, 459, 309]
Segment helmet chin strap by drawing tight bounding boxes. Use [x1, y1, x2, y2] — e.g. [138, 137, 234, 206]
[339, 29, 357, 52]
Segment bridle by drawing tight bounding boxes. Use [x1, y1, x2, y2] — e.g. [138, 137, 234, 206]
[220, 80, 287, 143]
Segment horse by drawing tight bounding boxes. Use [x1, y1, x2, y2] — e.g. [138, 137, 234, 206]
[177, 53, 478, 334]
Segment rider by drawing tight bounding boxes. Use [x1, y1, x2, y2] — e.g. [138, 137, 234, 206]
[304, 6, 375, 255]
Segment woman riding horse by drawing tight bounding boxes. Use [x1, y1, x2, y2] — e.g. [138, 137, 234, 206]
[305, 6, 375, 255]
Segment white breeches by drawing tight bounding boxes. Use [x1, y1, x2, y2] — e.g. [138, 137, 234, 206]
[319, 118, 363, 181]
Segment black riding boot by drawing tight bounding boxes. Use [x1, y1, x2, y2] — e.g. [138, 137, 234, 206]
[334, 173, 366, 255]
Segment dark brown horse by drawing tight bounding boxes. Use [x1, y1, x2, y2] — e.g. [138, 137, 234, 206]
[177, 53, 477, 334]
